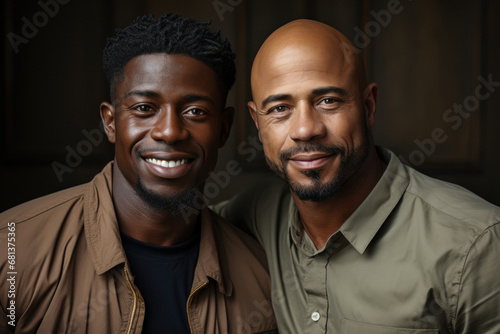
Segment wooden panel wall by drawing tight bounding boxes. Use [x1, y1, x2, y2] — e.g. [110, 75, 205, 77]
[2, 0, 499, 211]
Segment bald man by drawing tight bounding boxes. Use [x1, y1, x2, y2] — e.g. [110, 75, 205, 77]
[214, 19, 500, 333]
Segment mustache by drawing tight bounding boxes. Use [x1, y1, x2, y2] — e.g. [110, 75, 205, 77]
[279, 144, 345, 162]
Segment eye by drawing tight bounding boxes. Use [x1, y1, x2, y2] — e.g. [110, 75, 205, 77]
[268, 105, 289, 114]
[133, 105, 153, 112]
[318, 97, 343, 110]
[319, 98, 336, 105]
[186, 108, 206, 116]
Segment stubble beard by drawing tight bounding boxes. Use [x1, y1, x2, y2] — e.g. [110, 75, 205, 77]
[135, 177, 200, 215]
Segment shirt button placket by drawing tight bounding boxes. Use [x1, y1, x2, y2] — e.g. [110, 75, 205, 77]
[303, 253, 328, 334]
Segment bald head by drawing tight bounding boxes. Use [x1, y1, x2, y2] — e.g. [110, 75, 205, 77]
[251, 19, 367, 104]
[247, 19, 380, 206]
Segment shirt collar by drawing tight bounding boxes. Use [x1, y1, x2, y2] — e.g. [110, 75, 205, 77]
[340, 148, 409, 254]
[289, 147, 410, 255]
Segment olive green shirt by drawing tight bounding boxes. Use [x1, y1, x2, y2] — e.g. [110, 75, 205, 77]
[214, 148, 500, 333]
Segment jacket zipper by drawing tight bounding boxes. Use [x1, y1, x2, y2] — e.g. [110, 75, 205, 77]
[186, 281, 208, 333]
[124, 267, 137, 334]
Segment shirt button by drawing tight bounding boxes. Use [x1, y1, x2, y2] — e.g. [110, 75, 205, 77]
[311, 312, 320, 322]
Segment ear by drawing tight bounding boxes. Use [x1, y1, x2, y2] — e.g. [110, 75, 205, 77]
[363, 82, 379, 128]
[247, 101, 262, 141]
[100, 101, 116, 144]
[219, 106, 234, 147]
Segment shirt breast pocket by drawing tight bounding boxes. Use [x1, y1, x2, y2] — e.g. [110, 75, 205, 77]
[342, 319, 439, 334]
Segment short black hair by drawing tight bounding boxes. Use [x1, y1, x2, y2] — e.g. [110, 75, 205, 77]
[102, 13, 236, 100]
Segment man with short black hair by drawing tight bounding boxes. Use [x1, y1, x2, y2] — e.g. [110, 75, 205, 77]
[0, 14, 277, 334]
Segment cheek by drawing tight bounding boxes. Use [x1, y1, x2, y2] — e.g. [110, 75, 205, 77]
[326, 115, 365, 144]
[115, 117, 146, 146]
[259, 126, 285, 158]
[195, 125, 223, 157]
[347, 117, 369, 144]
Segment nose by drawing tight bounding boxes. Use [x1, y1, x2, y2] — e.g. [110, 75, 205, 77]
[289, 102, 326, 142]
[150, 108, 189, 144]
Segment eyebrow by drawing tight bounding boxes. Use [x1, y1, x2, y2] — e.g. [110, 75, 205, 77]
[122, 91, 216, 105]
[261, 94, 292, 110]
[182, 93, 216, 106]
[260, 86, 348, 110]
[123, 90, 160, 99]
[312, 86, 347, 97]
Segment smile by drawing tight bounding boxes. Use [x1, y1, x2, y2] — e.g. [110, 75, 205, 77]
[145, 158, 188, 168]
[288, 153, 335, 169]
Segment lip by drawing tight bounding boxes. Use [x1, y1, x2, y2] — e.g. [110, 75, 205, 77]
[288, 152, 335, 169]
[141, 151, 196, 179]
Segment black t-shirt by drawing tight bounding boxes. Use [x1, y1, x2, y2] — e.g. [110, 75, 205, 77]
[121, 230, 200, 333]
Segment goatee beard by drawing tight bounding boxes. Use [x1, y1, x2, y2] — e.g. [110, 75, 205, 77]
[265, 141, 369, 202]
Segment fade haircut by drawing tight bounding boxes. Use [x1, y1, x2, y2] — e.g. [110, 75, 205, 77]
[102, 13, 236, 101]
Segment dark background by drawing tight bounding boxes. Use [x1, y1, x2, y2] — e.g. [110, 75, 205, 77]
[2, 0, 500, 211]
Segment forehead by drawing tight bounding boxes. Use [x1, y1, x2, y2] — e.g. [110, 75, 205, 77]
[115, 53, 224, 103]
[253, 44, 358, 103]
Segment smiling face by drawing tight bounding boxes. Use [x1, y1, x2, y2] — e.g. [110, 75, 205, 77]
[249, 20, 378, 202]
[101, 53, 233, 211]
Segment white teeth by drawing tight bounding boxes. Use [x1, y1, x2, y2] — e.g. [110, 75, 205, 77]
[146, 158, 188, 168]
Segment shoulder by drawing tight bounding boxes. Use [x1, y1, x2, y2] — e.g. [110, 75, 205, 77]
[206, 208, 273, 285]
[213, 175, 291, 239]
[205, 209, 278, 332]
[0, 184, 91, 320]
[404, 166, 500, 230]
[0, 184, 87, 230]
[0, 184, 89, 263]
[208, 209, 268, 264]
[380, 147, 499, 232]
[377, 149, 500, 265]
[0, 162, 114, 231]
[0, 183, 89, 288]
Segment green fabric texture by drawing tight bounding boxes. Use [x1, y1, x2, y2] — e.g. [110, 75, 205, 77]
[214, 147, 500, 334]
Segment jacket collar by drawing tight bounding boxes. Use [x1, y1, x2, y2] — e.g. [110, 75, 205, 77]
[192, 208, 233, 296]
[83, 162, 232, 295]
[83, 162, 127, 275]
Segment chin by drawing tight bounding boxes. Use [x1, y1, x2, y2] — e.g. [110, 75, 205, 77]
[291, 178, 342, 202]
[136, 178, 201, 213]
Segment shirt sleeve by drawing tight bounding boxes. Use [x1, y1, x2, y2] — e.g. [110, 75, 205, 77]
[454, 222, 500, 333]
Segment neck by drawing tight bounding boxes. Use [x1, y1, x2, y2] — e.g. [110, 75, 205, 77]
[292, 146, 386, 249]
[112, 164, 200, 247]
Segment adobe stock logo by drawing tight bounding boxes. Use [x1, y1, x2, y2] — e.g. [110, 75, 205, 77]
[399, 74, 500, 167]
[340, 0, 409, 62]
[51, 125, 106, 182]
[180, 134, 264, 224]
[213, 0, 244, 21]
[7, 0, 71, 54]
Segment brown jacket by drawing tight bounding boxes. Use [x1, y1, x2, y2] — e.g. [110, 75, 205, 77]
[0, 163, 277, 333]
